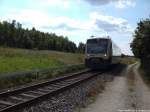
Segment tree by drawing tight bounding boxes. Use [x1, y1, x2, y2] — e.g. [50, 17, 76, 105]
[0, 20, 80, 53]
[77, 42, 85, 53]
[130, 18, 150, 71]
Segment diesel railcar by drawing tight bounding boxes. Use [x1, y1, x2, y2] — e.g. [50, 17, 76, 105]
[85, 37, 122, 69]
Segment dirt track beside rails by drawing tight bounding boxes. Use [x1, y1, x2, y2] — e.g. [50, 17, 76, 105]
[80, 63, 150, 112]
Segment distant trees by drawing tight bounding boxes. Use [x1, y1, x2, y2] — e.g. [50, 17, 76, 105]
[0, 20, 86, 53]
[77, 42, 86, 53]
[130, 18, 150, 76]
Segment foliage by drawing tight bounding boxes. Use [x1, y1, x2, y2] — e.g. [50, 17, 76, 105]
[0, 20, 85, 53]
[130, 18, 150, 76]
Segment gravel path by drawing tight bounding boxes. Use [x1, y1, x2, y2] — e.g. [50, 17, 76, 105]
[134, 64, 150, 110]
[80, 63, 150, 112]
[80, 66, 129, 112]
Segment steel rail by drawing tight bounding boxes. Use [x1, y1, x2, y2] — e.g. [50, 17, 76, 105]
[0, 69, 101, 112]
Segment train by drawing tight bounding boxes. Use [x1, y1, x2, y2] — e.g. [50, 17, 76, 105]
[84, 37, 122, 69]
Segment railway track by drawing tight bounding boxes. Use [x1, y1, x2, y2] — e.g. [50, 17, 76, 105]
[0, 69, 101, 112]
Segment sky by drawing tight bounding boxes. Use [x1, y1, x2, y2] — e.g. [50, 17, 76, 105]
[0, 0, 150, 55]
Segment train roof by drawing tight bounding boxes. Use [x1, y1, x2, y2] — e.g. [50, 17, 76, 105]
[86, 37, 122, 54]
[87, 37, 111, 41]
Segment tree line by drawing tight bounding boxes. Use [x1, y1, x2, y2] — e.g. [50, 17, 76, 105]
[130, 18, 150, 79]
[0, 20, 85, 53]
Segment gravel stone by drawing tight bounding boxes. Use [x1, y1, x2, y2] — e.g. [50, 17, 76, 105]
[19, 73, 113, 112]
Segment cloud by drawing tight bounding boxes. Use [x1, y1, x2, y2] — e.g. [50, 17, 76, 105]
[45, 0, 71, 9]
[42, 23, 79, 31]
[29, 0, 71, 9]
[38, 15, 103, 33]
[90, 12, 133, 33]
[84, 0, 136, 8]
[1, 9, 133, 35]
[1, 9, 98, 33]
[1, 9, 50, 29]
[84, 0, 118, 6]
[115, 0, 136, 8]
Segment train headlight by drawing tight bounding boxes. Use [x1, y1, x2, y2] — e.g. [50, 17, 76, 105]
[104, 53, 107, 56]
[87, 54, 90, 57]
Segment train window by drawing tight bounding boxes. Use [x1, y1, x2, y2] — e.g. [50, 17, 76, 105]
[87, 39, 108, 54]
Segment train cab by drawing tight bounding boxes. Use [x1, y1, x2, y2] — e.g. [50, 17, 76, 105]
[85, 37, 121, 69]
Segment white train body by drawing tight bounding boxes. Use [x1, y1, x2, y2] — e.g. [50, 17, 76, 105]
[85, 37, 122, 69]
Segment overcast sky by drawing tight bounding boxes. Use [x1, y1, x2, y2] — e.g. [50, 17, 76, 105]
[0, 0, 150, 55]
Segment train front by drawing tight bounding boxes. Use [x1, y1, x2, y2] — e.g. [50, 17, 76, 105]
[85, 38, 111, 69]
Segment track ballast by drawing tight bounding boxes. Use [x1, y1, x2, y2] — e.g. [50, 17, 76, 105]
[0, 69, 101, 112]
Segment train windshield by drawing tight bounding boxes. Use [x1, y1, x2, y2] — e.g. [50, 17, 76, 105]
[87, 39, 108, 54]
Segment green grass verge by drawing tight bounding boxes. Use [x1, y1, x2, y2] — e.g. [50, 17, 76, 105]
[0, 47, 84, 73]
[0, 64, 86, 89]
[120, 56, 138, 65]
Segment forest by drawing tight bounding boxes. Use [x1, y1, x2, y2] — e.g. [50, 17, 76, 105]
[0, 20, 85, 53]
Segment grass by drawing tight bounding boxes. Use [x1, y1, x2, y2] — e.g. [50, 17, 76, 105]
[0, 64, 85, 89]
[120, 56, 138, 65]
[0, 47, 84, 73]
[0, 47, 85, 89]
